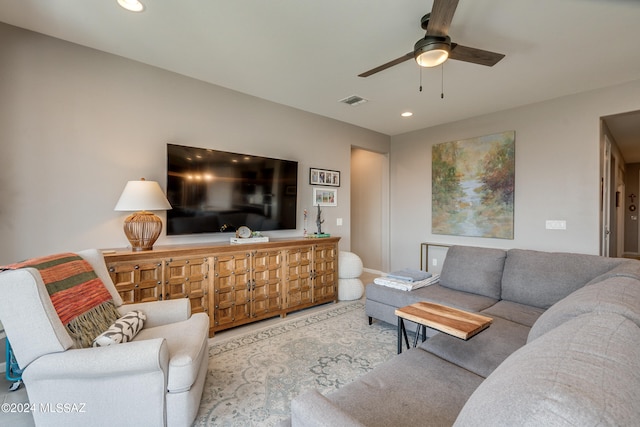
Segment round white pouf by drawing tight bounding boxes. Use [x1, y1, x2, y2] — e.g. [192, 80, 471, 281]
[338, 251, 364, 300]
[339, 278, 364, 301]
[339, 251, 363, 279]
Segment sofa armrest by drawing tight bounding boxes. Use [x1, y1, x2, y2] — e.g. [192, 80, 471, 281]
[118, 299, 190, 328]
[291, 390, 365, 427]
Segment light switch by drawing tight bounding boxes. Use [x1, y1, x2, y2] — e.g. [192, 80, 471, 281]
[545, 220, 567, 230]
[336, 218, 343, 226]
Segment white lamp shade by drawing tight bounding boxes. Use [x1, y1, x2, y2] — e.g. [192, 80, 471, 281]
[114, 179, 172, 211]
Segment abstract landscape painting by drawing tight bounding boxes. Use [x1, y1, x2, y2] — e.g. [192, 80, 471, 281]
[432, 131, 515, 239]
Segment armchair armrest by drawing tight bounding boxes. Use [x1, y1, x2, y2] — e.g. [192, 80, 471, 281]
[118, 298, 190, 328]
[22, 339, 170, 427]
[23, 338, 169, 379]
[291, 389, 365, 427]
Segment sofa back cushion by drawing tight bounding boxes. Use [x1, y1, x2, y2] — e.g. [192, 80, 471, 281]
[528, 275, 640, 343]
[501, 249, 624, 309]
[584, 259, 640, 286]
[439, 246, 506, 300]
[454, 312, 640, 427]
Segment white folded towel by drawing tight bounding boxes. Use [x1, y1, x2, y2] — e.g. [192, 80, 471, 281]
[373, 274, 440, 291]
[386, 268, 432, 282]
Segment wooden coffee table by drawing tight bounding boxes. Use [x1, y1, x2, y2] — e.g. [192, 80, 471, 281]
[395, 301, 493, 353]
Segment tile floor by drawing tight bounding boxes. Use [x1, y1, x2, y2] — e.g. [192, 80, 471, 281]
[0, 271, 380, 426]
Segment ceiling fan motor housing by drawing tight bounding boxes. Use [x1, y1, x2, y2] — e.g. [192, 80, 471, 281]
[414, 35, 451, 67]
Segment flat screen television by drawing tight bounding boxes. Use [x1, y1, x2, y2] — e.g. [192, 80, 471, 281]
[166, 143, 298, 235]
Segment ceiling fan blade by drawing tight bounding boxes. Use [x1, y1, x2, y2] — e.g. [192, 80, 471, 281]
[426, 0, 459, 36]
[449, 43, 505, 67]
[358, 52, 414, 77]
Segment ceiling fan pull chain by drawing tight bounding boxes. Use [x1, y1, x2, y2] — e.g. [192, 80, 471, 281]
[441, 64, 445, 99]
[419, 67, 423, 92]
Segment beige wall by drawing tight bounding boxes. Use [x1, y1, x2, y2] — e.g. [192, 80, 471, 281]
[390, 78, 640, 271]
[0, 23, 390, 263]
[4, 22, 640, 272]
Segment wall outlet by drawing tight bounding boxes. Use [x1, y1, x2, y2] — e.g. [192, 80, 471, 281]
[432, 259, 438, 266]
[336, 218, 343, 226]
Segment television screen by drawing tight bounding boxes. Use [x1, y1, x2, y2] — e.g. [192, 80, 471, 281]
[166, 144, 298, 235]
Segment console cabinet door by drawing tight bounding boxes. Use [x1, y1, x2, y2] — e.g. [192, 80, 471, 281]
[107, 260, 163, 304]
[285, 246, 313, 309]
[312, 243, 337, 303]
[252, 249, 283, 318]
[164, 256, 210, 315]
[212, 252, 251, 328]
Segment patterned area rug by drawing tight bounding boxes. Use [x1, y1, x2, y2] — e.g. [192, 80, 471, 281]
[193, 301, 397, 426]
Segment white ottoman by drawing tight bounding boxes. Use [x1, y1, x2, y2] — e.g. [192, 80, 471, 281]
[339, 251, 363, 279]
[339, 278, 364, 301]
[338, 251, 364, 300]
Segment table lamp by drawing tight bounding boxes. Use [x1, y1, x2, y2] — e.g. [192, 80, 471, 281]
[114, 178, 172, 251]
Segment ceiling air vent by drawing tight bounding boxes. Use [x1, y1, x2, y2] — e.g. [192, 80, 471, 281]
[339, 95, 368, 106]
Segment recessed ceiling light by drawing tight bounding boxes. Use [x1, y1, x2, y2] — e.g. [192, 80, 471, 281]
[401, 112, 413, 117]
[117, 0, 144, 12]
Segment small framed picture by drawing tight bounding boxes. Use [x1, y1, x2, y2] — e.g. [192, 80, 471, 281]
[309, 167, 340, 187]
[313, 187, 338, 207]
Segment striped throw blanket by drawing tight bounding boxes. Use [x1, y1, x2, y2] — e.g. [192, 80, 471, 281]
[1, 253, 121, 348]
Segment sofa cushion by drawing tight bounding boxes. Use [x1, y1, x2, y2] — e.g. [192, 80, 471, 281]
[366, 283, 498, 314]
[323, 348, 484, 427]
[454, 313, 640, 427]
[134, 312, 209, 393]
[291, 390, 366, 427]
[501, 249, 624, 309]
[481, 300, 545, 327]
[419, 316, 530, 378]
[584, 259, 640, 286]
[439, 246, 506, 300]
[528, 275, 640, 343]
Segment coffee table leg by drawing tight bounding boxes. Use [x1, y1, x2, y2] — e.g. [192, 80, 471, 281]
[397, 317, 402, 354]
[421, 325, 427, 343]
[397, 318, 411, 354]
[413, 323, 420, 348]
[402, 320, 409, 350]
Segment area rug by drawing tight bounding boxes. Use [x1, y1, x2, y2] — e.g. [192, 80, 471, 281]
[193, 301, 397, 426]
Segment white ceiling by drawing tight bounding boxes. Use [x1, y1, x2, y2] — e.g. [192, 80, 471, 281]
[1, 0, 640, 153]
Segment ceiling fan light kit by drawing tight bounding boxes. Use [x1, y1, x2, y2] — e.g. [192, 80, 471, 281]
[117, 0, 144, 12]
[358, 0, 504, 78]
[414, 35, 451, 68]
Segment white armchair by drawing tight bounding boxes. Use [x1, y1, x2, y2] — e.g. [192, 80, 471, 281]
[0, 249, 209, 427]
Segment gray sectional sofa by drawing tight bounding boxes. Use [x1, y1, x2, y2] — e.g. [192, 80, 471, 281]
[289, 245, 640, 426]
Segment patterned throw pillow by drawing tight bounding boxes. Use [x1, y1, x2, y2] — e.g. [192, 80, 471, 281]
[92, 311, 146, 347]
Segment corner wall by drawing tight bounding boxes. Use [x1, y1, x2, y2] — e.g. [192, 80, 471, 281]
[389, 78, 640, 271]
[0, 23, 390, 263]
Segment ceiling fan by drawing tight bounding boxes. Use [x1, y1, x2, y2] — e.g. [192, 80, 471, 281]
[358, 0, 505, 78]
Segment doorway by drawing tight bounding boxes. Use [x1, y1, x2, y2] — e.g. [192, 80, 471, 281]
[350, 147, 389, 273]
[601, 109, 640, 257]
